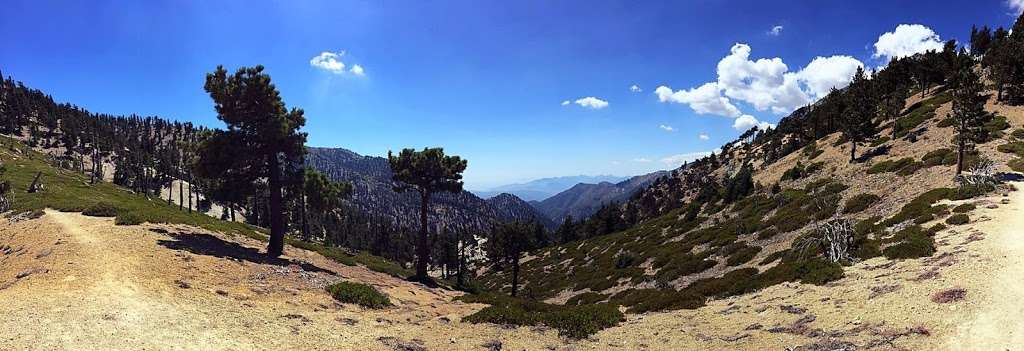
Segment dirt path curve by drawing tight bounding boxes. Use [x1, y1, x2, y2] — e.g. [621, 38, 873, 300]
[946, 184, 1024, 349]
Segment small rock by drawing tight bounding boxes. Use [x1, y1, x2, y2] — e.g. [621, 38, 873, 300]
[215, 289, 229, 296]
[1001, 199, 1011, 204]
[174, 280, 191, 289]
[987, 204, 999, 209]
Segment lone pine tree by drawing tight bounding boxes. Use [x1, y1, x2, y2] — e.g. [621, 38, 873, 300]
[198, 65, 307, 257]
[388, 147, 467, 283]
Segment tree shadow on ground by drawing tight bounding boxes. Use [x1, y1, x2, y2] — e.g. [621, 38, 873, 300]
[157, 232, 334, 275]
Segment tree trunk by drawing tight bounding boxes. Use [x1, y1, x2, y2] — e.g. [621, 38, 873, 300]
[167, 180, 173, 205]
[187, 175, 193, 213]
[957, 137, 965, 175]
[415, 190, 431, 282]
[457, 232, 465, 288]
[179, 179, 184, 210]
[511, 255, 520, 297]
[849, 141, 856, 163]
[301, 192, 310, 241]
[267, 154, 285, 257]
[229, 205, 236, 222]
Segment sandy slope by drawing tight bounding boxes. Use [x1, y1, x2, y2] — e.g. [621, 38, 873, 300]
[0, 211, 572, 350]
[1, 184, 1022, 351]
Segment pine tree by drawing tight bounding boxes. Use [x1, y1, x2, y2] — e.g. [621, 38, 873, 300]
[486, 222, 536, 297]
[841, 67, 878, 162]
[556, 215, 578, 244]
[949, 62, 988, 175]
[198, 65, 307, 257]
[388, 147, 468, 283]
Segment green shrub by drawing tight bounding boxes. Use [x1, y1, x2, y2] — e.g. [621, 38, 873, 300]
[867, 158, 918, 175]
[793, 258, 844, 285]
[983, 115, 1010, 140]
[952, 204, 976, 213]
[326, 281, 392, 309]
[870, 136, 891, 147]
[726, 246, 761, 266]
[114, 212, 144, 225]
[1012, 129, 1024, 140]
[945, 213, 970, 225]
[883, 226, 936, 259]
[614, 289, 705, 314]
[998, 141, 1024, 157]
[1010, 158, 1024, 172]
[566, 292, 608, 306]
[842, 193, 881, 214]
[614, 251, 639, 269]
[82, 202, 119, 217]
[921, 148, 956, 167]
[895, 92, 952, 137]
[461, 294, 624, 339]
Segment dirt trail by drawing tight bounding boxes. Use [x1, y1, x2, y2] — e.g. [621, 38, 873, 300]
[945, 185, 1024, 349]
[0, 210, 576, 350]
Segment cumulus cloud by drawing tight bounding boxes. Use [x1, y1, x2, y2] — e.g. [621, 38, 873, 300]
[732, 114, 774, 131]
[699, 133, 710, 140]
[769, 25, 784, 36]
[655, 83, 742, 117]
[660, 152, 713, 167]
[872, 24, 944, 61]
[657, 43, 863, 118]
[310, 52, 346, 74]
[630, 84, 642, 92]
[310, 51, 366, 77]
[1011, 0, 1024, 14]
[574, 97, 609, 109]
[349, 64, 365, 76]
[659, 124, 675, 132]
[797, 55, 864, 98]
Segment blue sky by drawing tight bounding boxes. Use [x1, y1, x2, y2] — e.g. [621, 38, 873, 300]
[2, 0, 1022, 189]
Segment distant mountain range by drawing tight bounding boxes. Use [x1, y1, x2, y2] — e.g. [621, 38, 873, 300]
[531, 171, 670, 224]
[305, 147, 555, 232]
[472, 175, 628, 201]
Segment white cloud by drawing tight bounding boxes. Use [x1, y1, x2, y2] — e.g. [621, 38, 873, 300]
[873, 24, 944, 61]
[699, 133, 710, 140]
[561, 100, 571, 106]
[349, 64, 365, 76]
[657, 43, 863, 118]
[1011, 0, 1024, 14]
[633, 157, 652, 163]
[796, 55, 864, 98]
[659, 124, 675, 132]
[310, 52, 346, 74]
[769, 25, 784, 36]
[732, 114, 774, 131]
[630, 84, 642, 93]
[574, 97, 609, 109]
[310, 51, 366, 77]
[655, 83, 742, 117]
[660, 151, 713, 167]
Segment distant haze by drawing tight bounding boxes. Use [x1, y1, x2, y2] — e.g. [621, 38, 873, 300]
[472, 175, 629, 201]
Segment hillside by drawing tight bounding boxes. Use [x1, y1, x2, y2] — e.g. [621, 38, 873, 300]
[305, 146, 553, 232]
[533, 170, 668, 223]
[473, 175, 628, 201]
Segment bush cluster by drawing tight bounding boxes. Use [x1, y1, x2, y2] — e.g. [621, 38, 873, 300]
[326, 281, 392, 309]
[460, 293, 624, 339]
[945, 213, 970, 225]
[842, 193, 881, 214]
[82, 202, 119, 217]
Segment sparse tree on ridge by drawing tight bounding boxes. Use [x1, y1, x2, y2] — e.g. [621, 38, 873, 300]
[840, 67, 878, 162]
[388, 147, 468, 283]
[486, 222, 537, 297]
[949, 61, 988, 175]
[301, 168, 352, 241]
[198, 65, 307, 257]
